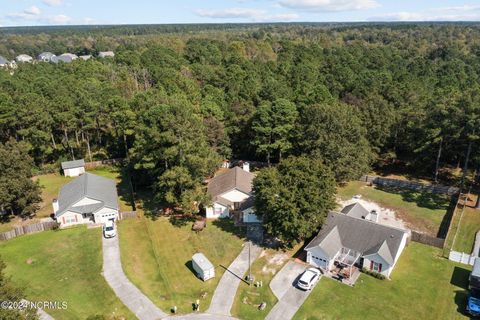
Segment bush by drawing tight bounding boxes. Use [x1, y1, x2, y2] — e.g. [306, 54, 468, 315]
[361, 267, 386, 280]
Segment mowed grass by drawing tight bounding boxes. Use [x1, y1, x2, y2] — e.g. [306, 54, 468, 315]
[232, 249, 294, 320]
[451, 194, 480, 253]
[118, 217, 245, 314]
[0, 227, 134, 319]
[337, 181, 451, 236]
[294, 242, 470, 320]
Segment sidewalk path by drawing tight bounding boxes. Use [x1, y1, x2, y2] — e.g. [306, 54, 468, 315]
[102, 235, 167, 320]
[265, 261, 317, 320]
[206, 243, 262, 316]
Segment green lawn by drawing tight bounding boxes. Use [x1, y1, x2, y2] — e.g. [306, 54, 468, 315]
[451, 195, 480, 253]
[294, 242, 470, 320]
[231, 249, 288, 320]
[0, 226, 134, 319]
[118, 217, 245, 314]
[337, 181, 451, 236]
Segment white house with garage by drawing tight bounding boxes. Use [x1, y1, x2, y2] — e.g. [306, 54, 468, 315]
[53, 173, 119, 227]
[305, 211, 408, 278]
[61, 159, 85, 177]
[205, 163, 261, 223]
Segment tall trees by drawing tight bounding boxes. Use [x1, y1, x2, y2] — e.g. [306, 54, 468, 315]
[251, 98, 298, 164]
[0, 140, 41, 217]
[296, 103, 372, 182]
[253, 156, 336, 246]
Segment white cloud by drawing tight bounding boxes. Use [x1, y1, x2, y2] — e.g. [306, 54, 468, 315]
[24, 6, 42, 16]
[278, 0, 380, 12]
[369, 4, 480, 22]
[42, 0, 64, 7]
[47, 14, 72, 24]
[195, 7, 299, 21]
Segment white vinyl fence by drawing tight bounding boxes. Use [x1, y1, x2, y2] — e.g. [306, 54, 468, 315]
[449, 250, 476, 265]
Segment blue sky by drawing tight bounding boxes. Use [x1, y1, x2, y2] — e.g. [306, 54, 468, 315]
[2, 0, 480, 27]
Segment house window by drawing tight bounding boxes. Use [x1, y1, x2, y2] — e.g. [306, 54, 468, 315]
[214, 207, 223, 215]
[371, 261, 382, 273]
[65, 216, 76, 224]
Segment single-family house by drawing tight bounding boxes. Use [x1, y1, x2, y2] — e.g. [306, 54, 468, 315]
[79, 55, 92, 61]
[98, 51, 115, 58]
[55, 53, 78, 63]
[341, 202, 378, 223]
[305, 212, 408, 278]
[15, 54, 33, 63]
[0, 56, 8, 67]
[53, 173, 119, 227]
[61, 159, 85, 177]
[206, 164, 260, 223]
[37, 52, 56, 62]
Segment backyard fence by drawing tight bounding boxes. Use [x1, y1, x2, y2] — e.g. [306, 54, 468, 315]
[0, 221, 59, 241]
[360, 175, 460, 195]
[84, 158, 125, 170]
[119, 211, 138, 220]
[449, 250, 476, 265]
[410, 231, 445, 248]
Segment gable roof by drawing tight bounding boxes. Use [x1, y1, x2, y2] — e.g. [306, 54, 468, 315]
[208, 166, 254, 198]
[55, 173, 118, 217]
[61, 159, 85, 170]
[16, 54, 33, 62]
[341, 202, 370, 219]
[37, 52, 56, 61]
[305, 212, 406, 265]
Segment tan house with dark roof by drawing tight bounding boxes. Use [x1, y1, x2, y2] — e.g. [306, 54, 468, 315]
[206, 164, 260, 223]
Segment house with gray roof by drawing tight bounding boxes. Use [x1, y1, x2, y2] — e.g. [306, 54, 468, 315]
[53, 173, 119, 227]
[98, 51, 115, 58]
[206, 163, 260, 223]
[37, 52, 56, 62]
[305, 212, 408, 278]
[341, 202, 378, 222]
[61, 159, 85, 177]
[0, 56, 8, 67]
[55, 53, 78, 63]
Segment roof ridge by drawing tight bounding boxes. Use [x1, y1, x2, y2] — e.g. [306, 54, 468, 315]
[331, 210, 406, 233]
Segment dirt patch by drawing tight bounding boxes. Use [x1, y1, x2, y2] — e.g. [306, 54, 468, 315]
[260, 251, 289, 275]
[337, 198, 407, 231]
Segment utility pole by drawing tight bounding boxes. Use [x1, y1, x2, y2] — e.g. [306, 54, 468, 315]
[248, 240, 252, 285]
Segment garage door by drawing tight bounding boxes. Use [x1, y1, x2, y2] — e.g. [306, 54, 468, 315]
[312, 256, 328, 269]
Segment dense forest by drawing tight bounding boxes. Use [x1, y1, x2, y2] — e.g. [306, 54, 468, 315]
[0, 23, 479, 215]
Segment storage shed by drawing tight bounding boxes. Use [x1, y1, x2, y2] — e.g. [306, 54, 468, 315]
[61, 159, 85, 177]
[192, 253, 215, 281]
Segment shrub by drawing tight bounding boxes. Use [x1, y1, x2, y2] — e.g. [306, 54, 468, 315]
[361, 267, 386, 280]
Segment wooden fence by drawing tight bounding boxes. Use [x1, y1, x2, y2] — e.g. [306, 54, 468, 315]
[360, 175, 460, 195]
[410, 231, 445, 249]
[119, 211, 138, 220]
[0, 221, 59, 241]
[84, 158, 125, 170]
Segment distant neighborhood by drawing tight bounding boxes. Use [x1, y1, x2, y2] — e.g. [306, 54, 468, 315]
[0, 50, 114, 68]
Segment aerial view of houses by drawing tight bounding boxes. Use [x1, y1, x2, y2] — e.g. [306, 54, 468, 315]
[1, 1, 480, 320]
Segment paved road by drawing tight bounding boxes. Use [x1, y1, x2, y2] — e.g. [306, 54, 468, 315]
[265, 261, 317, 320]
[102, 235, 167, 320]
[206, 243, 262, 316]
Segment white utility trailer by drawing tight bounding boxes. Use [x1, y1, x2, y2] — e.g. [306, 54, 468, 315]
[192, 253, 215, 281]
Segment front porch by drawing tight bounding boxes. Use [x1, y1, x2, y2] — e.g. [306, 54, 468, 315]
[327, 247, 362, 286]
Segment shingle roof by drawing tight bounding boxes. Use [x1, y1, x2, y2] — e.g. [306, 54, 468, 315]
[16, 54, 33, 62]
[56, 53, 78, 63]
[55, 173, 118, 217]
[341, 202, 370, 219]
[0, 56, 8, 65]
[61, 159, 85, 170]
[305, 212, 406, 265]
[37, 52, 56, 62]
[207, 166, 254, 198]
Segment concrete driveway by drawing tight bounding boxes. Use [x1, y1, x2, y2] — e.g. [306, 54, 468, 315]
[164, 313, 238, 320]
[265, 261, 319, 320]
[102, 235, 167, 320]
[206, 242, 262, 316]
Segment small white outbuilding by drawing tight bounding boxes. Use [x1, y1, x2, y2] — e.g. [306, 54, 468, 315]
[192, 253, 215, 281]
[61, 159, 85, 177]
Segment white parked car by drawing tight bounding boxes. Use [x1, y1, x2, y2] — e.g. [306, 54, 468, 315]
[103, 220, 116, 238]
[297, 268, 321, 290]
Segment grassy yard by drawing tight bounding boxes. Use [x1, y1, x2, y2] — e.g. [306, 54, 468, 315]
[118, 216, 245, 314]
[294, 242, 470, 320]
[337, 181, 452, 237]
[450, 194, 480, 254]
[231, 249, 291, 320]
[0, 226, 134, 319]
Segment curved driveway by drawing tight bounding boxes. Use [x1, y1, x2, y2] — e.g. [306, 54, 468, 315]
[102, 235, 167, 320]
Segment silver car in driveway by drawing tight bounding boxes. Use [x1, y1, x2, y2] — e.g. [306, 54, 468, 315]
[297, 268, 321, 290]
